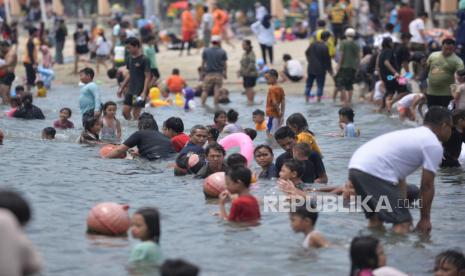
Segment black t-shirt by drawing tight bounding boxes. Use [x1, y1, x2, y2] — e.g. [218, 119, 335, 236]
[379, 48, 399, 81]
[443, 127, 465, 160]
[73, 30, 89, 54]
[13, 105, 45, 120]
[275, 151, 326, 183]
[175, 142, 206, 170]
[56, 26, 67, 42]
[395, 45, 411, 70]
[123, 129, 175, 160]
[126, 55, 151, 96]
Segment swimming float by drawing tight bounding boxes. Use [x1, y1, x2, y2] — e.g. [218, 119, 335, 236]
[87, 202, 130, 236]
[203, 172, 226, 198]
[218, 133, 253, 167]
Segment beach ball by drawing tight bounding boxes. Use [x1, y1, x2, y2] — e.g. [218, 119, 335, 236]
[99, 144, 125, 158]
[203, 172, 226, 198]
[188, 153, 205, 174]
[87, 202, 130, 236]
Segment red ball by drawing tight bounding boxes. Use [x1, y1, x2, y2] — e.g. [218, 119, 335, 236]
[203, 172, 226, 198]
[87, 202, 130, 236]
[99, 144, 125, 158]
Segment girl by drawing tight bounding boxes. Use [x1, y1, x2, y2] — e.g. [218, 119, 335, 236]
[129, 207, 163, 265]
[100, 101, 121, 144]
[286, 113, 322, 156]
[434, 250, 465, 276]
[95, 30, 111, 76]
[350, 236, 386, 276]
[53, 107, 74, 129]
[254, 145, 277, 179]
[79, 117, 101, 144]
[396, 93, 426, 121]
[212, 110, 227, 132]
[5, 96, 20, 117]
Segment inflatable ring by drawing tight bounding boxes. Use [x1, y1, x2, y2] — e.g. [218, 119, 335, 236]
[218, 133, 254, 167]
[151, 99, 171, 107]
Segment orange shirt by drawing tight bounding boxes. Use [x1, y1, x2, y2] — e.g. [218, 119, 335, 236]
[166, 75, 186, 93]
[266, 85, 285, 118]
[181, 10, 197, 33]
[212, 9, 228, 35]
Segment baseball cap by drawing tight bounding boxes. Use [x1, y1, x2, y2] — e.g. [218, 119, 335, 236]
[345, 28, 356, 37]
[211, 35, 221, 43]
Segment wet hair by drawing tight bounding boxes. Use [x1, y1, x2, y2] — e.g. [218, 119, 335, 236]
[291, 202, 318, 225]
[226, 153, 247, 168]
[10, 96, 21, 107]
[161, 259, 200, 276]
[205, 142, 226, 156]
[107, 68, 117, 79]
[102, 101, 117, 116]
[424, 106, 452, 127]
[282, 159, 304, 178]
[135, 207, 161, 243]
[321, 31, 331, 41]
[227, 109, 239, 123]
[172, 68, 180, 75]
[317, 19, 326, 27]
[452, 109, 465, 125]
[80, 67, 95, 79]
[244, 128, 257, 141]
[42, 127, 56, 138]
[254, 144, 274, 156]
[293, 142, 311, 157]
[385, 23, 394, 32]
[253, 109, 265, 117]
[83, 117, 99, 132]
[274, 126, 296, 141]
[435, 250, 465, 273]
[15, 85, 25, 92]
[206, 126, 219, 141]
[60, 107, 72, 117]
[213, 110, 227, 124]
[21, 93, 33, 107]
[77, 22, 84, 29]
[125, 36, 141, 48]
[283, 54, 292, 61]
[190, 124, 207, 135]
[339, 107, 355, 122]
[266, 69, 279, 79]
[164, 117, 184, 134]
[0, 189, 31, 226]
[286, 113, 314, 134]
[442, 38, 456, 46]
[382, 37, 393, 49]
[226, 166, 252, 188]
[138, 112, 158, 131]
[350, 236, 381, 275]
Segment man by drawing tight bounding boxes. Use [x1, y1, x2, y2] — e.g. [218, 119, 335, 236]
[78, 67, 101, 122]
[348, 107, 452, 234]
[335, 28, 360, 105]
[201, 6, 214, 48]
[255, 2, 268, 22]
[201, 35, 227, 107]
[280, 54, 303, 83]
[409, 12, 428, 52]
[54, 18, 67, 64]
[397, 1, 415, 34]
[180, 3, 197, 56]
[0, 41, 17, 105]
[374, 23, 399, 49]
[305, 31, 333, 103]
[426, 39, 464, 108]
[195, 142, 227, 179]
[118, 37, 151, 120]
[23, 27, 38, 92]
[175, 125, 208, 175]
[73, 22, 90, 74]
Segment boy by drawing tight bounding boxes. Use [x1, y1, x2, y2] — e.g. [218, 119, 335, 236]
[78, 67, 101, 123]
[279, 159, 305, 190]
[42, 127, 56, 140]
[265, 69, 285, 137]
[290, 203, 328, 248]
[222, 109, 243, 134]
[252, 109, 266, 131]
[162, 117, 189, 152]
[36, 81, 46, 97]
[338, 107, 360, 137]
[219, 166, 260, 223]
[118, 37, 151, 120]
[107, 66, 129, 98]
[164, 68, 186, 97]
[292, 143, 325, 183]
[442, 109, 465, 167]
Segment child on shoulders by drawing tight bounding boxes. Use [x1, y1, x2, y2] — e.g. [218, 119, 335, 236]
[289, 202, 328, 248]
[129, 207, 163, 265]
[53, 108, 74, 129]
[338, 107, 360, 137]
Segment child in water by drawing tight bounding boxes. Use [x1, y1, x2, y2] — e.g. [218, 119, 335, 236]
[338, 107, 360, 137]
[286, 113, 322, 156]
[254, 145, 277, 179]
[42, 127, 56, 140]
[5, 96, 21, 117]
[253, 109, 266, 131]
[222, 109, 243, 134]
[434, 250, 465, 276]
[293, 142, 326, 183]
[279, 159, 305, 190]
[265, 69, 285, 136]
[100, 101, 121, 144]
[79, 117, 101, 144]
[219, 166, 261, 223]
[289, 203, 328, 248]
[129, 207, 163, 265]
[36, 80, 47, 97]
[53, 108, 74, 129]
[396, 93, 425, 121]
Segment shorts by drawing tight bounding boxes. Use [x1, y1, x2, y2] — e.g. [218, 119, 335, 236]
[96, 54, 108, 61]
[266, 117, 281, 135]
[336, 68, 356, 91]
[348, 169, 412, 224]
[24, 63, 36, 86]
[332, 23, 344, 39]
[0, 72, 15, 86]
[76, 45, 89, 55]
[124, 93, 146, 108]
[182, 30, 196, 42]
[383, 79, 407, 96]
[243, 76, 257, 88]
[284, 70, 303, 82]
[397, 105, 408, 115]
[151, 68, 160, 79]
[203, 73, 223, 95]
[426, 94, 453, 108]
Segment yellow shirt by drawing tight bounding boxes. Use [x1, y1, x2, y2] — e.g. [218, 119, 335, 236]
[297, 131, 322, 156]
[37, 87, 47, 97]
[256, 121, 267, 131]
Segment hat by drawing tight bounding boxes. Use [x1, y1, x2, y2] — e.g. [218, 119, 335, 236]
[211, 35, 221, 43]
[345, 28, 356, 37]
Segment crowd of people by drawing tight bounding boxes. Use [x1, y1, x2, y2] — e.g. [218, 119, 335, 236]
[1, 0, 465, 275]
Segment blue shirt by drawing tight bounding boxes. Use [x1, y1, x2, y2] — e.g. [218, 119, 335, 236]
[178, 142, 205, 156]
[79, 82, 101, 115]
[344, 123, 358, 137]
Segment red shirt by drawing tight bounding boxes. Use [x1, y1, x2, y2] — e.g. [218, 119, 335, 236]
[171, 133, 189, 152]
[397, 7, 415, 34]
[228, 194, 261, 222]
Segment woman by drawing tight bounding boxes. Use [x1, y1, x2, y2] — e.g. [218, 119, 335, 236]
[105, 113, 175, 160]
[251, 14, 275, 65]
[13, 93, 45, 120]
[95, 30, 111, 76]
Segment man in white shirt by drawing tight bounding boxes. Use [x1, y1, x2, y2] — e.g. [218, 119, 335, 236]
[202, 6, 214, 48]
[409, 12, 428, 52]
[255, 2, 268, 21]
[280, 54, 303, 82]
[348, 107, 452, 234]
[374, 23, 399, 49]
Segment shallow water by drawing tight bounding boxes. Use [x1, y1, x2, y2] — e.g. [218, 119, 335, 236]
[1, 85, 464, 276]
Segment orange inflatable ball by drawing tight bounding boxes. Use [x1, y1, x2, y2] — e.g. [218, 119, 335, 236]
[99, 144, 125, 158]
[203, 172, 226, 198]
[87, 202, 130, 236]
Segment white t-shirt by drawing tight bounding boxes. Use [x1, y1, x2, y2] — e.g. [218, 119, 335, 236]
[409, 18, 426, 44]
[374, 81, 385, 101]
[202, 13, 213, 31]
[398, 93, 423, 108]
[96, 36, 112, 56]
[349, 126, 443, 184]
[374, 32, 399, 48]
[250, 21, 275, 46]
[286, 60, 304, 77]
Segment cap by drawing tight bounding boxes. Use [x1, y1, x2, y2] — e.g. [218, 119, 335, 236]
[211, 35, 221, 43]
[345, 28, 356, 37]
